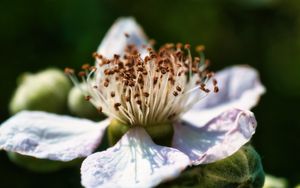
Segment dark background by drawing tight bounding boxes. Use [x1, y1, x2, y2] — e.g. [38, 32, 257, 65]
[1, 0, 300, 187]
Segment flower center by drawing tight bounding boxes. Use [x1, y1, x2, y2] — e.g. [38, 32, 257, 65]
[65, 43, 218, 127]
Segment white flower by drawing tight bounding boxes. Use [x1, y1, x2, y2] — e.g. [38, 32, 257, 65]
[0, 17, 265, 188]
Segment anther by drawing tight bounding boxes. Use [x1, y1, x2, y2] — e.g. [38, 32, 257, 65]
[176, 86, 182, 92]
[184, 44, 190, 49]
[134, 93, 140, 98]
[104, 81, 109, 87]
[85, 95, 92, 101]
[114, 54, 120, 59]
[78, 71, 86, 77]
[97, 106, 102, 113]
[176, 43, 183, 49]
[213, 79, 218, 85]
[143, 92, 149, 97]
[81, 64, 90, 70]
[168, 113, 176, 120]
[173, 91, 178, 96]
[111, 91, 115, 97]
[124, 33, 130, 38]
[114, 103, 122, 111]
[195, 45, 205, 52]
[214, 86, 219, 93]
[136, 100, 142, 105]
[64, 67, 74, 75]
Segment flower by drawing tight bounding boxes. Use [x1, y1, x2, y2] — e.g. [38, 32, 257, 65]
[0, 17, 265, 188]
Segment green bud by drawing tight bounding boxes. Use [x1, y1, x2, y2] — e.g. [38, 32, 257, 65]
[107, 120, 173, 146]
[67, 84, 102, 120]
[263, 174, 288, 188]
[157, 144, 265, 188]
[9, 68, 71, 114]
[7, 152, 81, 173]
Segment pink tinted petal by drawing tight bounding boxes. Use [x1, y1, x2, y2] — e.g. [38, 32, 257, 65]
[174, 108, 256, 165]
[81, 127, 190, 188]
[182, 65, 265, 127]
[96, 17, 148, 59]
[0, 111, 109, 161]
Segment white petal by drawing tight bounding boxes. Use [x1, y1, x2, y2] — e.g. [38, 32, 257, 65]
[0, 111, 109, 161]
[182, 65, 265, 127]
[174, 108, 256, 165]
[81, 127, 190, 188]
[96, 17, 148, 59]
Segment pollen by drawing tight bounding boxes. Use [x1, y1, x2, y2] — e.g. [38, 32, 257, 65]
[65, 43, 218, 127]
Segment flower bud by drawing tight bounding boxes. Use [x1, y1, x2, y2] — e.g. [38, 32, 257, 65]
[158, 144, 265, 188]
[7, 152, 81, 172]
[263, 174, 288, 188]
[9, 68, 71, 114]
[67, 84, 101, 120]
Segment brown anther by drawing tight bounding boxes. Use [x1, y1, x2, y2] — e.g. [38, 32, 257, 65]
[147, 47, 153, 52]
[129, 81, 135, 87]
[114, 54, 120, 59]
[104, 69, 111, 75]
[176, 86, 182, 92]
[134, 93, 140, 98]
[153, 77, 158, 85]
[195, 45, 205, 52]
[124, 33, 130, 38]
[176, 43, 183, 49]
[206, 72, 215, 78]
[137, 67, 144, 72]
[93, 85, 98, 89]
[165, 43, 174, 49]
[143, 92, 149, 97]
[78, 71, 86, 77]
[161, 68, 167, 74]
[150, 54, 157, 59]
[136, 100, 142, 105]
[195, 80, 201, 85]
[81, 64, 90, 70]
[97, 106, 102, 113]
[200, 83, 206, 88]
[168, 113, 176, 120]
[149, 39, 156, 46]
[85, 95, 92, 101]
[125, 96, 131, 102]
[64, 67, 74, 75]
[114, 103, 122, 111]
[111, 91, 115, 97]
[202, 88, 210, 93]
[214, 86, 219, 93]
[213, 79, 218, 85]
[104, 81, 109, 87]
[124, 79, 129, 86]
[173, 91, 178, 96]
[184, 44, 191, 49]
[144, 56, 150, 62]
[92, 52, 98, 58]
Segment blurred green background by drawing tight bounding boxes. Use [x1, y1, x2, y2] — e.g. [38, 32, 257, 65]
[1, 0, 300, 187]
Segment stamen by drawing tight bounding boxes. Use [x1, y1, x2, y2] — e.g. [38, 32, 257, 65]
[85, 95, 92, 101]
[66, 43, 217, 127]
